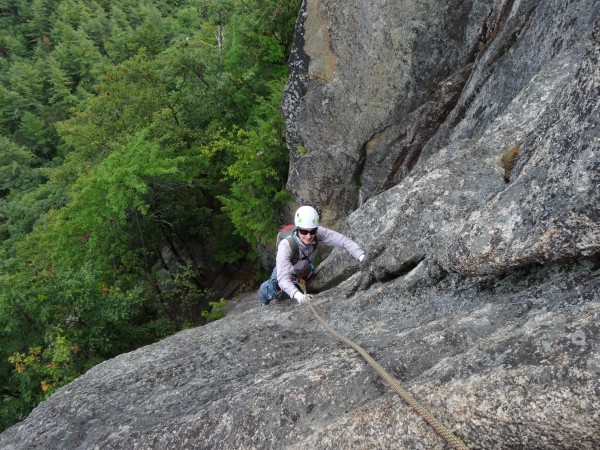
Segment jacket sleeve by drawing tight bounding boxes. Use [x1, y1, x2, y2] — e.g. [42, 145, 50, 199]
[317, 227, 365, 261]
[275, 239, 301, 299]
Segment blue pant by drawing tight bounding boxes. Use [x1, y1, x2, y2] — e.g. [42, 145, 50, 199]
[258, 268, 291, 305]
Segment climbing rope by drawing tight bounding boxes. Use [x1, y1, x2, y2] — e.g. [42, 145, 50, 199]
[299, 280, 468, 450]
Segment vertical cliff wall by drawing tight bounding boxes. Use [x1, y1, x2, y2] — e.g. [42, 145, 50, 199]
[283, 0, 599, 227]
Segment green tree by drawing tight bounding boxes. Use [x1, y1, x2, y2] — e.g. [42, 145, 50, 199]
[218, 84, 291, 246]
[0, 137, 44, 196]
[0, 0, 302, 431]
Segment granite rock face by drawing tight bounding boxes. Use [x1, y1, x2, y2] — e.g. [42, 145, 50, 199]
[1, 0, 599, 449]
[0, 261, 597, 449]
[283, 0, 599, 226]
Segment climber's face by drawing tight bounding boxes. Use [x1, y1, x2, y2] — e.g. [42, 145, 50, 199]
[297, 227, 317, 245]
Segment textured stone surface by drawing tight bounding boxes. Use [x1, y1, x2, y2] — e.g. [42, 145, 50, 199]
[283, 0, 599, 226]
[0, 260, 597, 449]
[283, 0, 501, 223]
[1, 0, 599, 448]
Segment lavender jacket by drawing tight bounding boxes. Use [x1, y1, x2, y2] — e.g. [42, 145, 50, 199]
[276, 226, 365, 299]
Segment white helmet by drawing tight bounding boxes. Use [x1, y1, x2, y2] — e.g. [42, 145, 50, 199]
[294, 206, 320, 228]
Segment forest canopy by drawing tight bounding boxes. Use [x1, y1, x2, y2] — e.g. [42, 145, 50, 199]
[0, 0, 300, 430]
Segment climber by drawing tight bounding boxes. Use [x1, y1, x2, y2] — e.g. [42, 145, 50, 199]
[258, 206, 366, 305]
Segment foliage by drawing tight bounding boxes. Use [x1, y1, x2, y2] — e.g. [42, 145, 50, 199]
[154, 261, 218, 328]
[218, 84, 292, 246]
[0, 137, 45, 196]
[7, 326, 81, 403]
[201, 298, 227, 323]
[0, 0, 301, 431]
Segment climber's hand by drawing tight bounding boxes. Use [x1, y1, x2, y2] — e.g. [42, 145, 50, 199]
[293, 292, 315, 304]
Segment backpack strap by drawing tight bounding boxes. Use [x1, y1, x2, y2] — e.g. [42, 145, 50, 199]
[285, 233, 300, 265]
[286, 231, 318, 265]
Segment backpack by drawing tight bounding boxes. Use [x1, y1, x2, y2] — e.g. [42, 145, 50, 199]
[276, 224, 318, 265]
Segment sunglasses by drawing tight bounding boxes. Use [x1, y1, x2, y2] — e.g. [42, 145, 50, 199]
[297, 228, 318, 236]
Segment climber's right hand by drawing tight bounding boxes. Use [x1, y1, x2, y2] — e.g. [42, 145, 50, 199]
[294, 292, 315, 304]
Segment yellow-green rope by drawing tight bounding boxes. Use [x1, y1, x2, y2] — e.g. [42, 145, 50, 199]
[299, 280, 468, 450]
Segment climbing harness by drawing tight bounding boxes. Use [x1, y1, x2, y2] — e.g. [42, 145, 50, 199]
[264, 266, 314, 303]
[299, 280, 468, 450]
